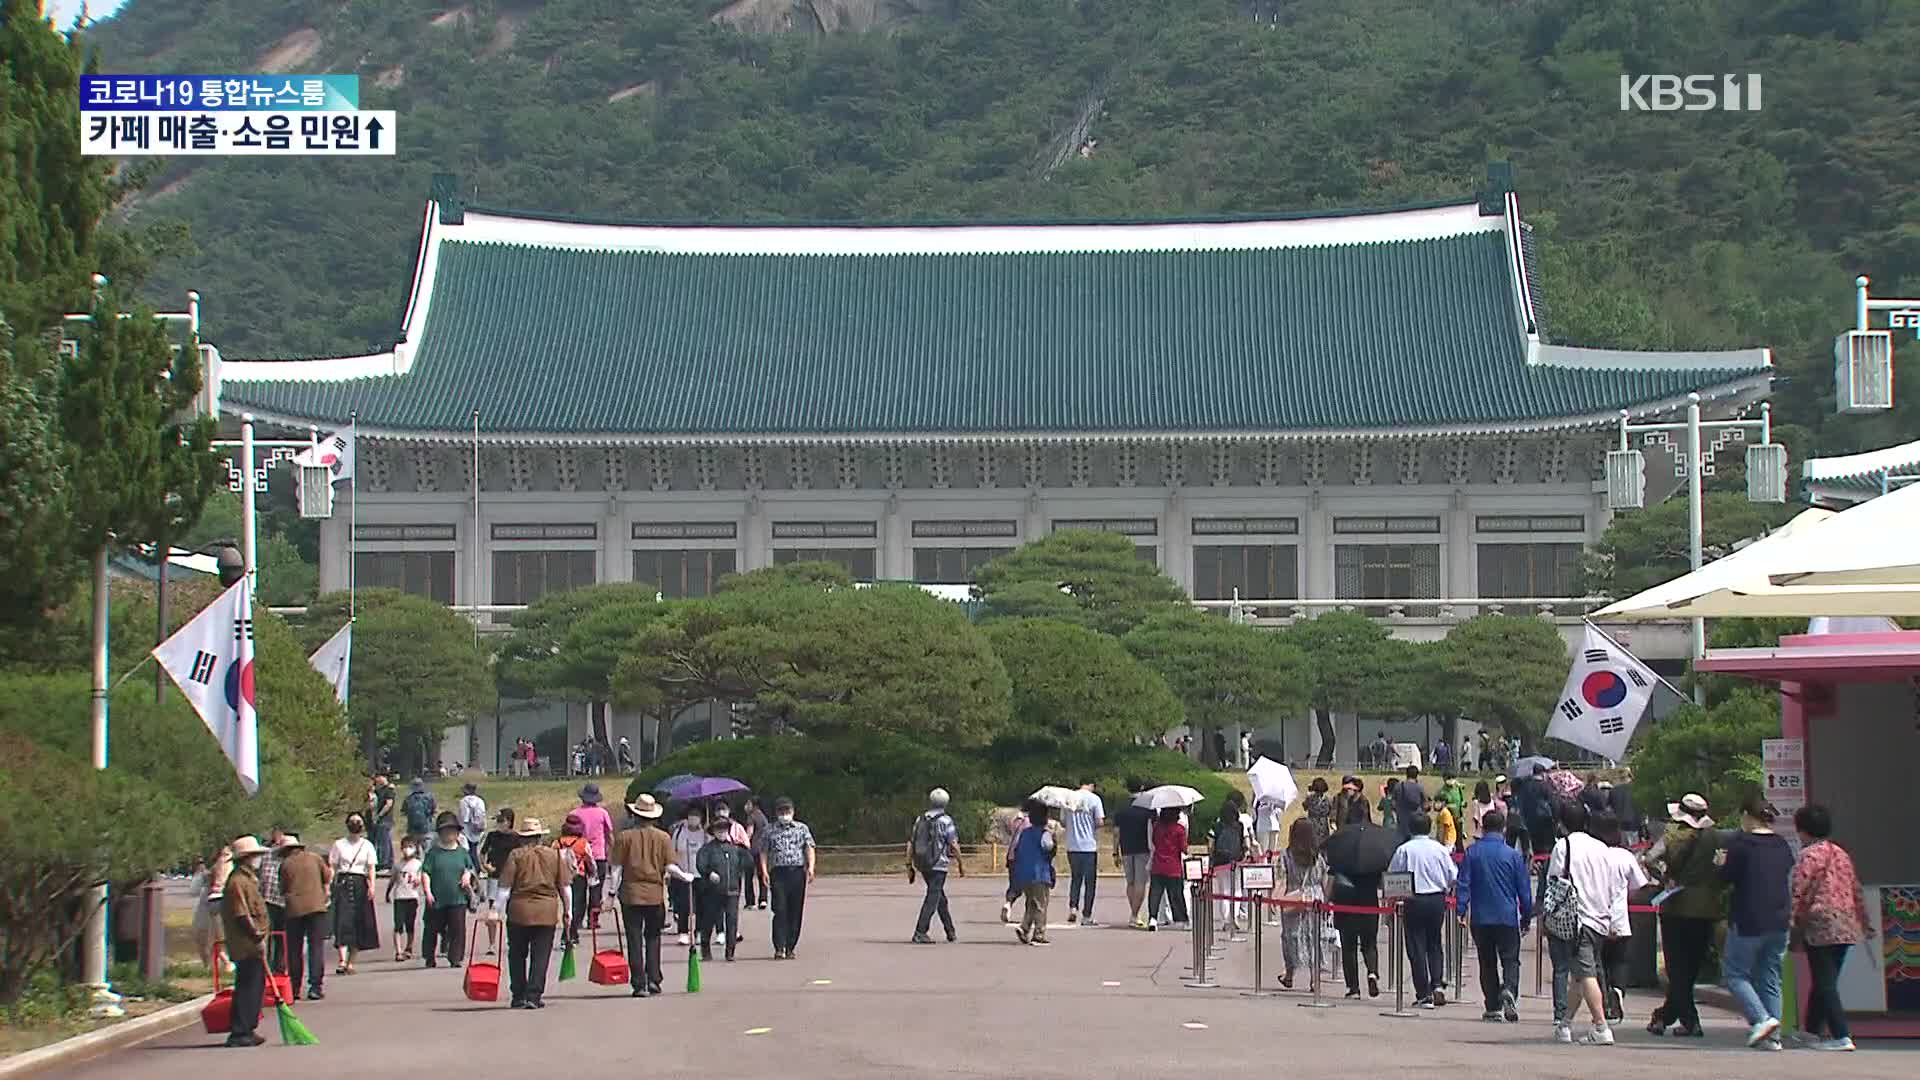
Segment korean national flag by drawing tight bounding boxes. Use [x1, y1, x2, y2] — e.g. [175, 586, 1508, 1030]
[1544, 624, 1659, 763]
[308, 621, 350, 705]
[154, 578, 259, 794]
[295, 427, 355, 484]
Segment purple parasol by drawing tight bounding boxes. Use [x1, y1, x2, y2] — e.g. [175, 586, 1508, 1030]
[668, 776, 749, 800]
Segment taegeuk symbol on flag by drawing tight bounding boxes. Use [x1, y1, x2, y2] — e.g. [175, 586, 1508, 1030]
[153, 577, 259, 793]
[294, 426, 355, 483]
[1544, 624, 1659, 762]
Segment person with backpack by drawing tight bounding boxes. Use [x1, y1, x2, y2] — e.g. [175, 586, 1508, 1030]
[1640, 793, 1723, 1037]
[908, 787, 963, 944]
[553, 812, 596, 949]
[1010, 797, 1057, 945]
[458, 782, 488, 865]
[402, 777, 437, 855]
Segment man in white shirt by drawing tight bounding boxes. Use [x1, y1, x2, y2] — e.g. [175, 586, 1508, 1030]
[457, 783, 488, 864]
[1064, 781, 1105, 926]
[1388, 810, 1458, 1008]
[1543, 801, 1623, 1045]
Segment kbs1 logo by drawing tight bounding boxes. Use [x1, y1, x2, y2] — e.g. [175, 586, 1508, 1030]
[1619, 74, 1762, 112]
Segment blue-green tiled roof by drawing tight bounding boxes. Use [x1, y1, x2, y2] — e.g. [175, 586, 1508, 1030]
[223, 225, 1766, 436]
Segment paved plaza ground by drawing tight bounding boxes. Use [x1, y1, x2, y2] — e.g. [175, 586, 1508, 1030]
[54, 877, 1913, 1080]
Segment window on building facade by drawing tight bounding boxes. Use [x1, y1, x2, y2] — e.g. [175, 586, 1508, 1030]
[354, 551, 456, 604]
[1136, 546, 1159, 566]
[772, 547, 877, 581]
[493, 550, 597, 606]
[1334, 544, 1441, 599]
[911, 547, 1013, 584]
[1192, 544, 1300, 601]
[633, 548, 737, 599]
[1476, 543, 1582, 598]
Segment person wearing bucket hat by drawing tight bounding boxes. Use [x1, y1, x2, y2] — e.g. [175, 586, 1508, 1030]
[574, 784, 617, 920]
[1640, 793, 1723, 1037]
[497, 817, 573, 1009]
[609, 793, 696, 996]
[276, 834, 332, 1000]
[218, 837, 271, 1047]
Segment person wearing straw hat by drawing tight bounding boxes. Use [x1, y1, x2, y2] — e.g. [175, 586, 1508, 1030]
[276, 834, 332, 1000]
[218, 836, 272, 1047]
[1640, 792, 1722, 1037]
[608, 793, 697, 997]
[496, 816, 574, 1010]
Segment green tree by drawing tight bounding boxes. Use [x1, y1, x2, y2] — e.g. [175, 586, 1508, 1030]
[0, 0, 105, 331]
[1122, 608, 1310, 753]
[711, 584, 1012, 746]
[715, 560, 854, 594]
[1280, 612, 1392, 766]
[256, 532, 318, 606]
[1439, 614, 1571, 753]
[1580, 493, 1798, 600]
[0, 728, 194, 1008]
[1630, 685, 1776, 817]
[493, 581, 666, 697]
[986, 618, 1182, 745]
[0, 320, 71, 629]
[306, 589, 492, 775]
[973, 530, 1189, 636]
[1374, 637, 1460, 723]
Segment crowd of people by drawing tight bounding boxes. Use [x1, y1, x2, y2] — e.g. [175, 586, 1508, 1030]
[896, 763, 1873, 1053]
[199, 777, 820, 1045]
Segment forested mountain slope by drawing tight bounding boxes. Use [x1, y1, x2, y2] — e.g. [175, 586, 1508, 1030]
[87, 0, 1920, 454]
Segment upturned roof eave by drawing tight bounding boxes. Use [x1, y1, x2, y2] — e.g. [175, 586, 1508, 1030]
[224, 370, 1771, 446]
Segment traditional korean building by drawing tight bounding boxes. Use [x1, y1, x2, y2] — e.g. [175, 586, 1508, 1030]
[1804, 437, 1920, 507]
[213, 166, 1772, 767]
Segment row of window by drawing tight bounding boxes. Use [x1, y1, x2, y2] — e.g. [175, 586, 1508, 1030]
[352, 542, 1582, 607]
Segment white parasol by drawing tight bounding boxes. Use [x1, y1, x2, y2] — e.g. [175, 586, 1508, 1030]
[1030, 785, 1094, 812]
[1246, 757, 1297, 811]
[1132, 784, 1206, 811]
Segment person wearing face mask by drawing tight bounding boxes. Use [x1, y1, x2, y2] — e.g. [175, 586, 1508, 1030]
[668, 804, 709, 946]
[329, 812, 381, 974]
[217, 837, 271, 1047]
[758, 797, 816, 960]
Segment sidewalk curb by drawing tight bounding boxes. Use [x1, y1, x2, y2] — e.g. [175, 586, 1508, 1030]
[0, 994, 212, 1078]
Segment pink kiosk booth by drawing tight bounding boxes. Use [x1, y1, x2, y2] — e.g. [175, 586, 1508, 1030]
[1697, 629, 1920, 1037]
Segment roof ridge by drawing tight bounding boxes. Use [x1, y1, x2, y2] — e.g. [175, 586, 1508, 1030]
[457, 196, 1479, 231]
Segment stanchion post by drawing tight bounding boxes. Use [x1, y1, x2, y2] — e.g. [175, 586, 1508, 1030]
[1452, 909, 1466, 993]
[1299, 900, 1332, 1009]
[1380, 899, 1418, 1018]
[1532, 918, 1544, 997]
[1185, 879, 1218, 990]
[1241, 901, 1270, 998]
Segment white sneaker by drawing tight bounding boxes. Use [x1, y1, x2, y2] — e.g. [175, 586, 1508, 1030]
[1576, 1025, 1615, 1046]
[1814, 1037, 1856, 1052]
[676, 933, 690, 946]
[1000, 902, 1012, 924]
[1554, 1024, 1572, 1044]
[1748, 1018, 1781, 1046]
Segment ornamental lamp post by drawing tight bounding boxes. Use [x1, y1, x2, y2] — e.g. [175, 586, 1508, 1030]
[1604, 395, 1787, 702]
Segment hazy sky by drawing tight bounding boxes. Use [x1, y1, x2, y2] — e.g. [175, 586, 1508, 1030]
[47, 0, 131, 28]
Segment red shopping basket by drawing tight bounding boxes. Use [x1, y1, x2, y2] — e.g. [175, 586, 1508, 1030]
[589, 908, 628, 986]
[201, 935, 293, 1033]
[462, 915, 500, 1002]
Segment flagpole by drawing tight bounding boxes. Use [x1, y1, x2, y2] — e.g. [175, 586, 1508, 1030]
[349, 412, 358, 623]
[471, 409, 480, 649]
[241, 414, 258, 595]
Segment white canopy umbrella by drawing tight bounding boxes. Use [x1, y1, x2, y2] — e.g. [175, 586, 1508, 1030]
[1246, 757, 1297, 810]
[1767, 482, 1920, 587]
[1614, 582, 1920, 618]
[1133, 784, 1206, 811]
[1030, 785, 1095, 812]
[1593, 508, 1833, 620]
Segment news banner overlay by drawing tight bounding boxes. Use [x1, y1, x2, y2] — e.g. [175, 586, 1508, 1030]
[83, 111, 395, 156]
[79, 73, 392, 156]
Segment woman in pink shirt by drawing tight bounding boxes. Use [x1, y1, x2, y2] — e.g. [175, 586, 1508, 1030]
[574, 783, 617, 920]
[1791, 804, 1871, 1052]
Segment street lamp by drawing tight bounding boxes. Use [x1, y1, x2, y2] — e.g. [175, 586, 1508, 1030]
[1605, 394, 1787, 699]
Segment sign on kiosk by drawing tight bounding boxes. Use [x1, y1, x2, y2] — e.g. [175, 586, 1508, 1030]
[1762, 737, 1807, 814]
[1240, 864, 1276, 892]
[1183, 857, 1207, 883]
[1382, 871, 1414, 899]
